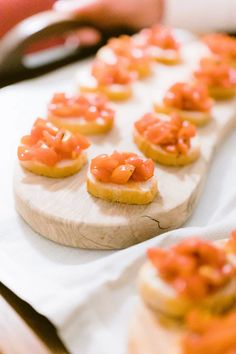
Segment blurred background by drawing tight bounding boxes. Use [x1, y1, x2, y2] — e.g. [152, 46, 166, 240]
[0, 0, 235, 87]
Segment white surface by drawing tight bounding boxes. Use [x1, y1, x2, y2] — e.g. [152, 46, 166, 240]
[165, 0, 236, 33]
[1, 52, 236, 353]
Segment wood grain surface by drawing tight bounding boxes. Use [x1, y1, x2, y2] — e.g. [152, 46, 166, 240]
[128, 299, 183, 354]
[14, 41, 236, 249]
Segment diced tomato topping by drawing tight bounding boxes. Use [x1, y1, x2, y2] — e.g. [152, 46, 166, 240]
[138, 25, 179, 50]
[110, 164, 135, 184]
[163, 82, 213, 112]
[90, 151, 155, 184]
[135, 112, 196, 155]
[48, 92, 115, 124]
[91, 154, 119, 172]
[18, 118, 90, 166]
[194, 57, 236, 89]
[30, 142, 60, 166]
[147, 238, 235, 300]
[129, 157, 155, 182]
[203, 33, 236, 62]
[183, 310, 236, 354]
[105, 35, 152, 75]
[91, 57, 136, 86]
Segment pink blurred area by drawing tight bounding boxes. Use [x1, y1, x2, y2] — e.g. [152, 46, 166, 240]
[0, 0, 100, 54]
[0, 0, 56, 38]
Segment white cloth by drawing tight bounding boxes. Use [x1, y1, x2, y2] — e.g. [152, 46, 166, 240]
[165, 0, 236, 33]
[1, 59, 236, 354]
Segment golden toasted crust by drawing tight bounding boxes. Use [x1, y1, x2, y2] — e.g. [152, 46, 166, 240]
[149, 48, 181, 65]
[48, 113, 113, 135]
[139, 254, 236, 319]
[80, 83, 132, 101]
[87, 173, 157, 205]
[133, 128, 200, 166]
[20, 153, 87, 178]
[154, 103, 212, 126]
[231, 60, 236, 69]
[135, 64, 152, 79]
[208, 86, 236, 100]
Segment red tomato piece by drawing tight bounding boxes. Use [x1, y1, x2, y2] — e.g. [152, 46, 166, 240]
[91, 154, 120, 172]
[110, 164, 135, 184]
[32, 142, 59, 166]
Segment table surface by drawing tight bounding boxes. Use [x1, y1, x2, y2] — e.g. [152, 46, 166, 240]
[0, 283, 68, 354]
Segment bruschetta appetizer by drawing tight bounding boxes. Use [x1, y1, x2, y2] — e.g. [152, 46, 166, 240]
[182, 309, 236, 354]
[134, 112, 200, 166]
[139, 237, 236, 318]
[203, 33, 236, 68]
[128, 232, 236, 354]
[135, 25, 181, 65]
[154, 82, 214, 126]
[193, 57, 236, 99]
[97, 35, 152, 79]
[87, 151, 157, 204]
[78, 57, 135, 101]
[47, 92, 114, 135]
[17, 118, 90, 178]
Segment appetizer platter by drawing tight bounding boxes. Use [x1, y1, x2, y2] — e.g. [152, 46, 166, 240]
[128, 231, 236, 354]
[14, 27, 236, 249]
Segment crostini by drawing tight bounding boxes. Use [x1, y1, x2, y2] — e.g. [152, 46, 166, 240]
[128, 233, 236, 354]
[135, 25, 181, 65]
[17, 118, 90, 178]
[203, 33, 236, 68]
[87, 151, 157, 204]
[139, 237, 236, 318]
[97, 35, 152, 79]
[154, 82, 214, 126]
[134, 112, 200, 166]
[182, 309, 236, 354]
[193, 57, 236, 99]
[47, 92, 114, 135]
[78, 57, 134, 101]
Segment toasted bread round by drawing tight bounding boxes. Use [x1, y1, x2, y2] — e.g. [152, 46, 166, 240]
[133, 128, 200, 166]
[20, 153, 87, 178]
[87, 171, 157, 205]
[149, 47, 181, 65]
[77, 71, 132, 101]
[154, 103, 212, 126]
[139, 261, 236, 318]
[208, 86, 236, 100]
[48, 113, 113, 135]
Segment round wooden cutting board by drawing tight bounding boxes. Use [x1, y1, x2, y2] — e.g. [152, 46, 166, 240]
[14, 41, 236, 249]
